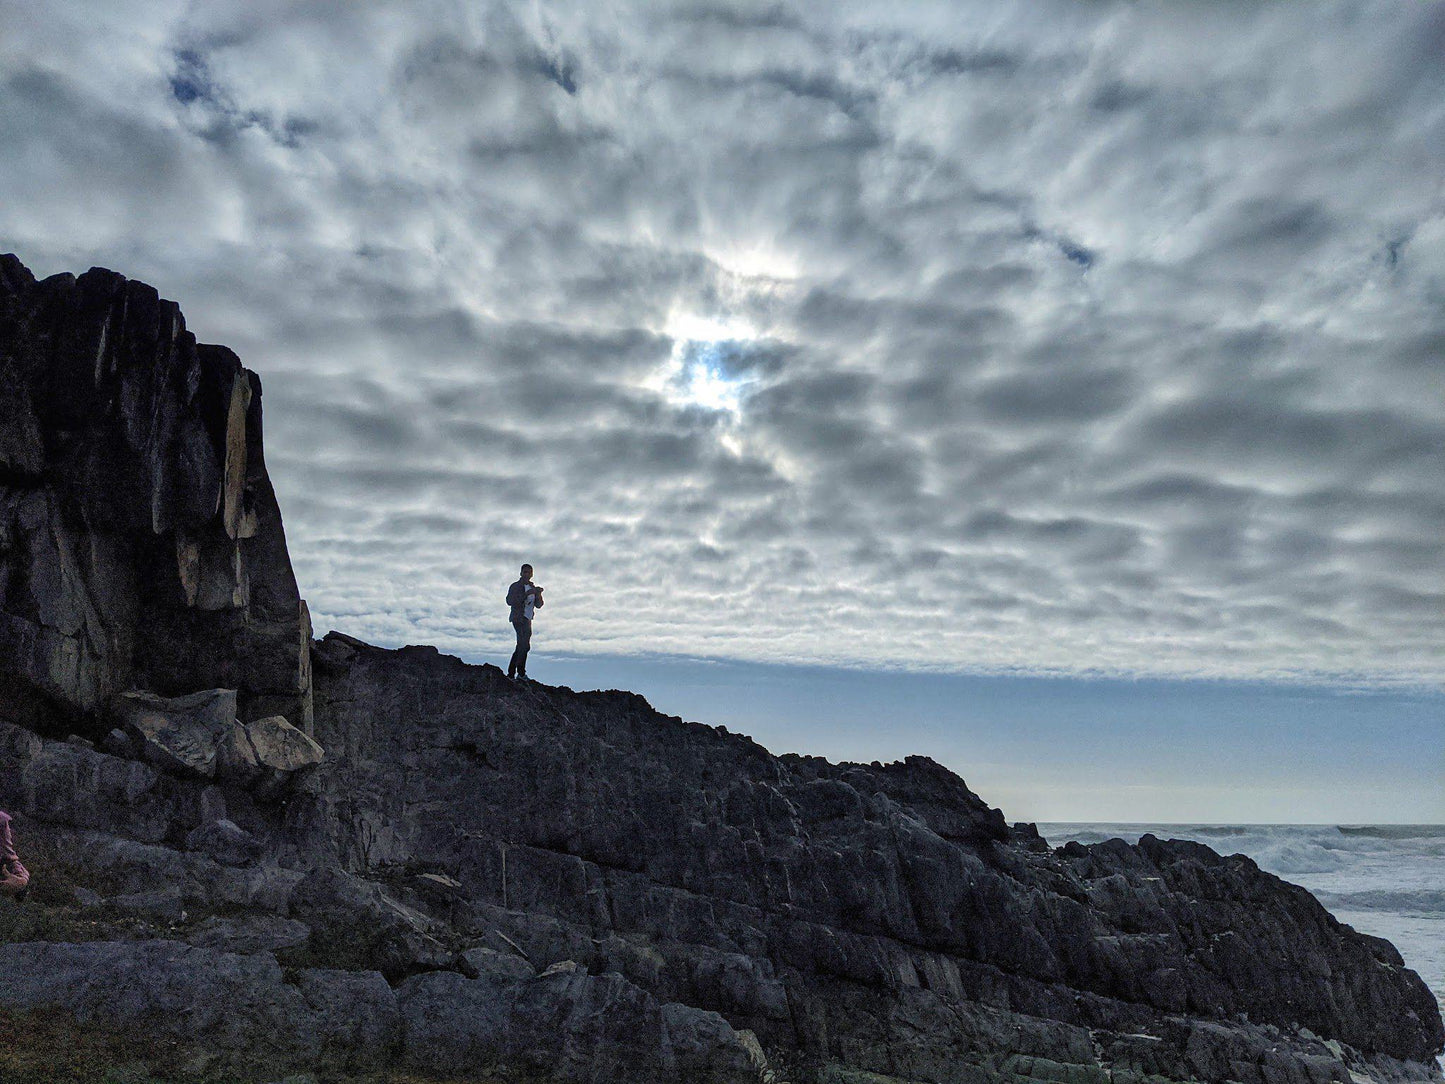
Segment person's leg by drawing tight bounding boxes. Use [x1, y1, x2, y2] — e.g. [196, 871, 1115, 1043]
[515, 618, 532, 677]
[0, 861, 28, 898]
[509, 619, 525, 678]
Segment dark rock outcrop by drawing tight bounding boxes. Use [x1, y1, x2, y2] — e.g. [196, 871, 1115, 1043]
[0, 256, 1440, 1084]
[297, 639, 1443, 1075]
[0, 254, 311, 735]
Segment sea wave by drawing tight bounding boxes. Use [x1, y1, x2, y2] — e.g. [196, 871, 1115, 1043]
[1038, 823, 1445, 875]
[1337, 825, 1445, 840]
[1312, 888, 1445, 915]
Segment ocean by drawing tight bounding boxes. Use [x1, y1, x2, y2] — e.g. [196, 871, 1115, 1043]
[1037, 823, 1445, 1020]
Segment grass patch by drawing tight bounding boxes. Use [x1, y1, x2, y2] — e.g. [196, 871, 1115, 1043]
[0, 897, 158, 945]
[0, 1005, 220, 1083]
[0, 1007, 533, 1084]
[8, 820, 134, 904]
[0, 819, 218, 948]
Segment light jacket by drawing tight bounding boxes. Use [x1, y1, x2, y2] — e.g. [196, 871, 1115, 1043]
[0, 810, 29, 894]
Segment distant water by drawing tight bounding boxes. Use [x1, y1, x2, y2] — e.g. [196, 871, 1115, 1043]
[1038, 823, 1445, 1017]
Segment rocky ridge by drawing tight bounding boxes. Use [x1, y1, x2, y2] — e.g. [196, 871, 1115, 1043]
[0, 256, 1440, 1084]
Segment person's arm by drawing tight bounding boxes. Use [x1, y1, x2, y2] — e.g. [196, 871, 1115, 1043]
[533, 586, 544, 608]
[0, 813, 17, 866]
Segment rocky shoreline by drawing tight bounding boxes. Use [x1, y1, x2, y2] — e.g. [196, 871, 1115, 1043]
[1, 256, 1440, 1083]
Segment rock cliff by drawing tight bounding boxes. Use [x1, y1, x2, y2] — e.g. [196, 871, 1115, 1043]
[0, 253, 311, 735]
[0, 256, 1440, 1084]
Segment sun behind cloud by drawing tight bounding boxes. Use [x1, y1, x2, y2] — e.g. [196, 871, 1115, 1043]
[651, 310, 760, 416]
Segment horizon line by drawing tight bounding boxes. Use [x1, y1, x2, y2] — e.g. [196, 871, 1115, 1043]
[317, 629, 1445, 699]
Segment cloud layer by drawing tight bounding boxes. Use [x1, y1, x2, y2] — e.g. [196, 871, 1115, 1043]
[4, 0, 1443, 684]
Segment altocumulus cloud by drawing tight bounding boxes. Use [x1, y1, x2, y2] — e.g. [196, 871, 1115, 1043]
[2, 0, 1443, 684]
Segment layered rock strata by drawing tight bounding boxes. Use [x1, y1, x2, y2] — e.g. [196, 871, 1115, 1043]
[0, 257, 1439, 1084]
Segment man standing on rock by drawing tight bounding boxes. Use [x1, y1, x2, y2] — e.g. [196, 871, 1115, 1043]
[0, 810, 29, 900]
[506, 564, 543, 682]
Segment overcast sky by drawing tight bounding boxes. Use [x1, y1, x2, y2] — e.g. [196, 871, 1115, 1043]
[3, 2, 1441, 819]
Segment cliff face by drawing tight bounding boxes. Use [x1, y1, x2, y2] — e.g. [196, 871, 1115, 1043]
[0, 257, 1439, 1084]
[0, 254, 311, 734]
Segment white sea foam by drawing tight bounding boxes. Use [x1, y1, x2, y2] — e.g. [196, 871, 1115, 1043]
[1037, 823, 1445, 1016]
[1313, 888, 1445, 914]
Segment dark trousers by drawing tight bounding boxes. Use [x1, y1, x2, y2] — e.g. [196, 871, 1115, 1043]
[508, 617, 532, 676]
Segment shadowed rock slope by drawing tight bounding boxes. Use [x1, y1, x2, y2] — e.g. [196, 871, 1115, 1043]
[0, 257, 1440, 1084]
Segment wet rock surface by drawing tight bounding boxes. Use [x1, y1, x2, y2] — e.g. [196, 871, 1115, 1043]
[0, 257, 1440, 1084]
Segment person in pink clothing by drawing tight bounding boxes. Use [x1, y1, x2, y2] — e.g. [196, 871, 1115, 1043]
[0, 810, 29, 899]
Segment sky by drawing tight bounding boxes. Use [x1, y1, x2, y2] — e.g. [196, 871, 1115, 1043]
[1, 1, 1441, 821]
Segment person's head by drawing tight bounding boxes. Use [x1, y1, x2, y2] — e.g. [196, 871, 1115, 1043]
[520, 563, 533, 582]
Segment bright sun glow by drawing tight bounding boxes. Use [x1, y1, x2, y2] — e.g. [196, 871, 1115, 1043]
[703, 240, 802, 282]
[652, 311, 759, 416]
[663, 310, 757, 346]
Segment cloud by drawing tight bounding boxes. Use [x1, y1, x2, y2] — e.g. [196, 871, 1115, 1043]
[2, 0, 1443, 686]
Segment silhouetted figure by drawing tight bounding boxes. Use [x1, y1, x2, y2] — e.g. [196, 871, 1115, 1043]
[506, 563, 544, 682]
[0, 810, 29, 900]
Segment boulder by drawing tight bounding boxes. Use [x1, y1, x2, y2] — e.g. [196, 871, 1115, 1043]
[111, 689, 237, 778]
[1, 719, 177, 842]
[102, 689, 321, 792]
[185, 818, 263, 867]
[240, 715, 324, 774]
[216, 713, 323, 791]
[287, 866, 452, 978]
